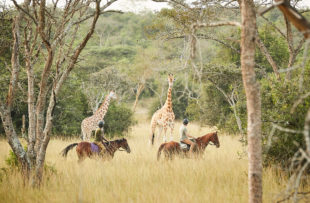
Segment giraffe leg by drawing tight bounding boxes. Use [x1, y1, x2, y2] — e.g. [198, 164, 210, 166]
[157, 126, 163, 142]
[85, 130, 91, 141]
[169, 122, 174, 141]
[163, 124, 168, 143]
[150, 117, 158, 145]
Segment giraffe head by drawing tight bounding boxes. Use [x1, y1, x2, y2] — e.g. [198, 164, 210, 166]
[168, 73, 175, 87]
[108, 91, 117, 99]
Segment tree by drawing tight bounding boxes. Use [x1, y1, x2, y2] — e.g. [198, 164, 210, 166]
[240, 0, 262, 202]
[0, 0, 119, 186]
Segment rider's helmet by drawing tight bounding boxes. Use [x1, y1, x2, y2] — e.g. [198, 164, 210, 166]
[183, 118, 189, 125]
[98, 120, 105, 128]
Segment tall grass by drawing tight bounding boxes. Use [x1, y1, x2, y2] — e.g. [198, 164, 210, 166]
[0, 122, 305, 202]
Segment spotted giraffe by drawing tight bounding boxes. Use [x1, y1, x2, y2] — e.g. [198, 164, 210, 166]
[81, 91, 116, 141]
[150, 74, 175, 144]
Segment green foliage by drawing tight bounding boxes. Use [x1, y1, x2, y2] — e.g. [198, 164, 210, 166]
[5, 145, 56, 175]
[104, 101, 135, 138]
[5, 149, 20, 169]
[52, 77, 89, 136]
[256, 24, 289, 73]
[261, 73, 310, 168]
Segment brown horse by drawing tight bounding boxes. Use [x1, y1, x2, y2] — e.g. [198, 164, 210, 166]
[61, 138, 131, 162]
[157, 131, 220, 160]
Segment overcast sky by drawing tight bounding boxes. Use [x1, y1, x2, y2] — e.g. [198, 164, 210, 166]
[3, 0, 310, 13]
[108, 0, 310, 13]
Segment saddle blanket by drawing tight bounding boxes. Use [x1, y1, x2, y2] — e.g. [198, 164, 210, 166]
[91, 143, 100, 153]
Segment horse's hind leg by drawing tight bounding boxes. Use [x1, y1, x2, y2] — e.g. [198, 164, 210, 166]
[77, 151, 86, 163]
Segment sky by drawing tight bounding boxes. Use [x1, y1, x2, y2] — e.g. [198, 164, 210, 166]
[107, 0, 170, 13]
[107, 0, 310, 13]
[2, 0, 310, 13]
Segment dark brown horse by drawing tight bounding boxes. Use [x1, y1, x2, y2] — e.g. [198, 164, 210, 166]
[157, 131, 220, 160]
[61, 138, 131, 162]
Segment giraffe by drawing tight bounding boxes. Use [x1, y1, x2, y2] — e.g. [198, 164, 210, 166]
[81, 91, 116, 141]
[150, 74, 175, 145]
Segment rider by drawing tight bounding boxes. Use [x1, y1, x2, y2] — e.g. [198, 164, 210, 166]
[179, 118, 197, 155]
[95, 120, 110, 155]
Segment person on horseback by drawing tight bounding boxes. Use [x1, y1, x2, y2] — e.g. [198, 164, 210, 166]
[95, 120, 110, 155]
[179, 118, 197, 155]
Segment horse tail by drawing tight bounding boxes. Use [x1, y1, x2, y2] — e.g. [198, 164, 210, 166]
[61, 143, 78, 158]
[157, 143, 165, 161]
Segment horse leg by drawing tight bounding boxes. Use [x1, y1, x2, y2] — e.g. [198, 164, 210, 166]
[77, 151, 86, 163]
[78, 156, 85, 163]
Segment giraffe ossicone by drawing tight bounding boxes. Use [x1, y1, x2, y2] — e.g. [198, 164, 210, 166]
[81, 91, 116, 141]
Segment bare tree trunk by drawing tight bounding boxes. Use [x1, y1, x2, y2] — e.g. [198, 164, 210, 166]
[241, 0, 262, 202]
[0, 107, 30, 176]
[132, 83, 145, 112]
[231, 100, 244, 135]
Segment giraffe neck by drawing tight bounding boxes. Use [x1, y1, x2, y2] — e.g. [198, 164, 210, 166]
[164, 86, 172, 112]
[95, 95, 111, 118]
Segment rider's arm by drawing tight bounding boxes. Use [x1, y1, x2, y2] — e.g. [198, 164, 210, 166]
[101, 129, 108, 142]
[102, 136, 108, 142]
[186, 133, 195, 139]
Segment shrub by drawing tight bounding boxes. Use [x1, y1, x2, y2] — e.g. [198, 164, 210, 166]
[260, 73, 310, 169]
[5, 145, 56, 176]
[104, 101, 135, 138]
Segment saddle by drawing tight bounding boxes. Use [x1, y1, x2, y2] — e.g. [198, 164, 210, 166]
[91, 142, 110, 153]
[179, 138, 196, 151]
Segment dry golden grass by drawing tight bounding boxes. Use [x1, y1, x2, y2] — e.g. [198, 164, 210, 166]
[0, 120, 304, 203]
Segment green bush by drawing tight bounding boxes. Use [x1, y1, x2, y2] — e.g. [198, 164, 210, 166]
[104, 101, 135, 138]
[5, 149, 20, 169]
[5, 145, 57, 175]
[260, 73, 310, 168]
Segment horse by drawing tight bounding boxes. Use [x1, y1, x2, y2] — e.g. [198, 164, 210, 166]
[61, 138, 131, 162]
[157, 131, 220, 160]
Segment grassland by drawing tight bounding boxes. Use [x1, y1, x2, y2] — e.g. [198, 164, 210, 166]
[0, 117, 303, 203]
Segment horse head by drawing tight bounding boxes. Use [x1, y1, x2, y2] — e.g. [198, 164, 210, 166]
[210, 131, 220, 148]
[119, 138, 131, 153]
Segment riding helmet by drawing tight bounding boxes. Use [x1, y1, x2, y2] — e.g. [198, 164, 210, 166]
[183, 118, 189, 125]
[98, 120, 105, 128]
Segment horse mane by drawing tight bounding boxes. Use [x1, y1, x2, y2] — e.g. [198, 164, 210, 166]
[196, 131, 217, 142]
[109, 138, 126, 145]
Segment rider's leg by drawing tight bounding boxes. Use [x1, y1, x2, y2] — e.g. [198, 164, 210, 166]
[181, 139, 197, 156]
[95, 142, 106, 156]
